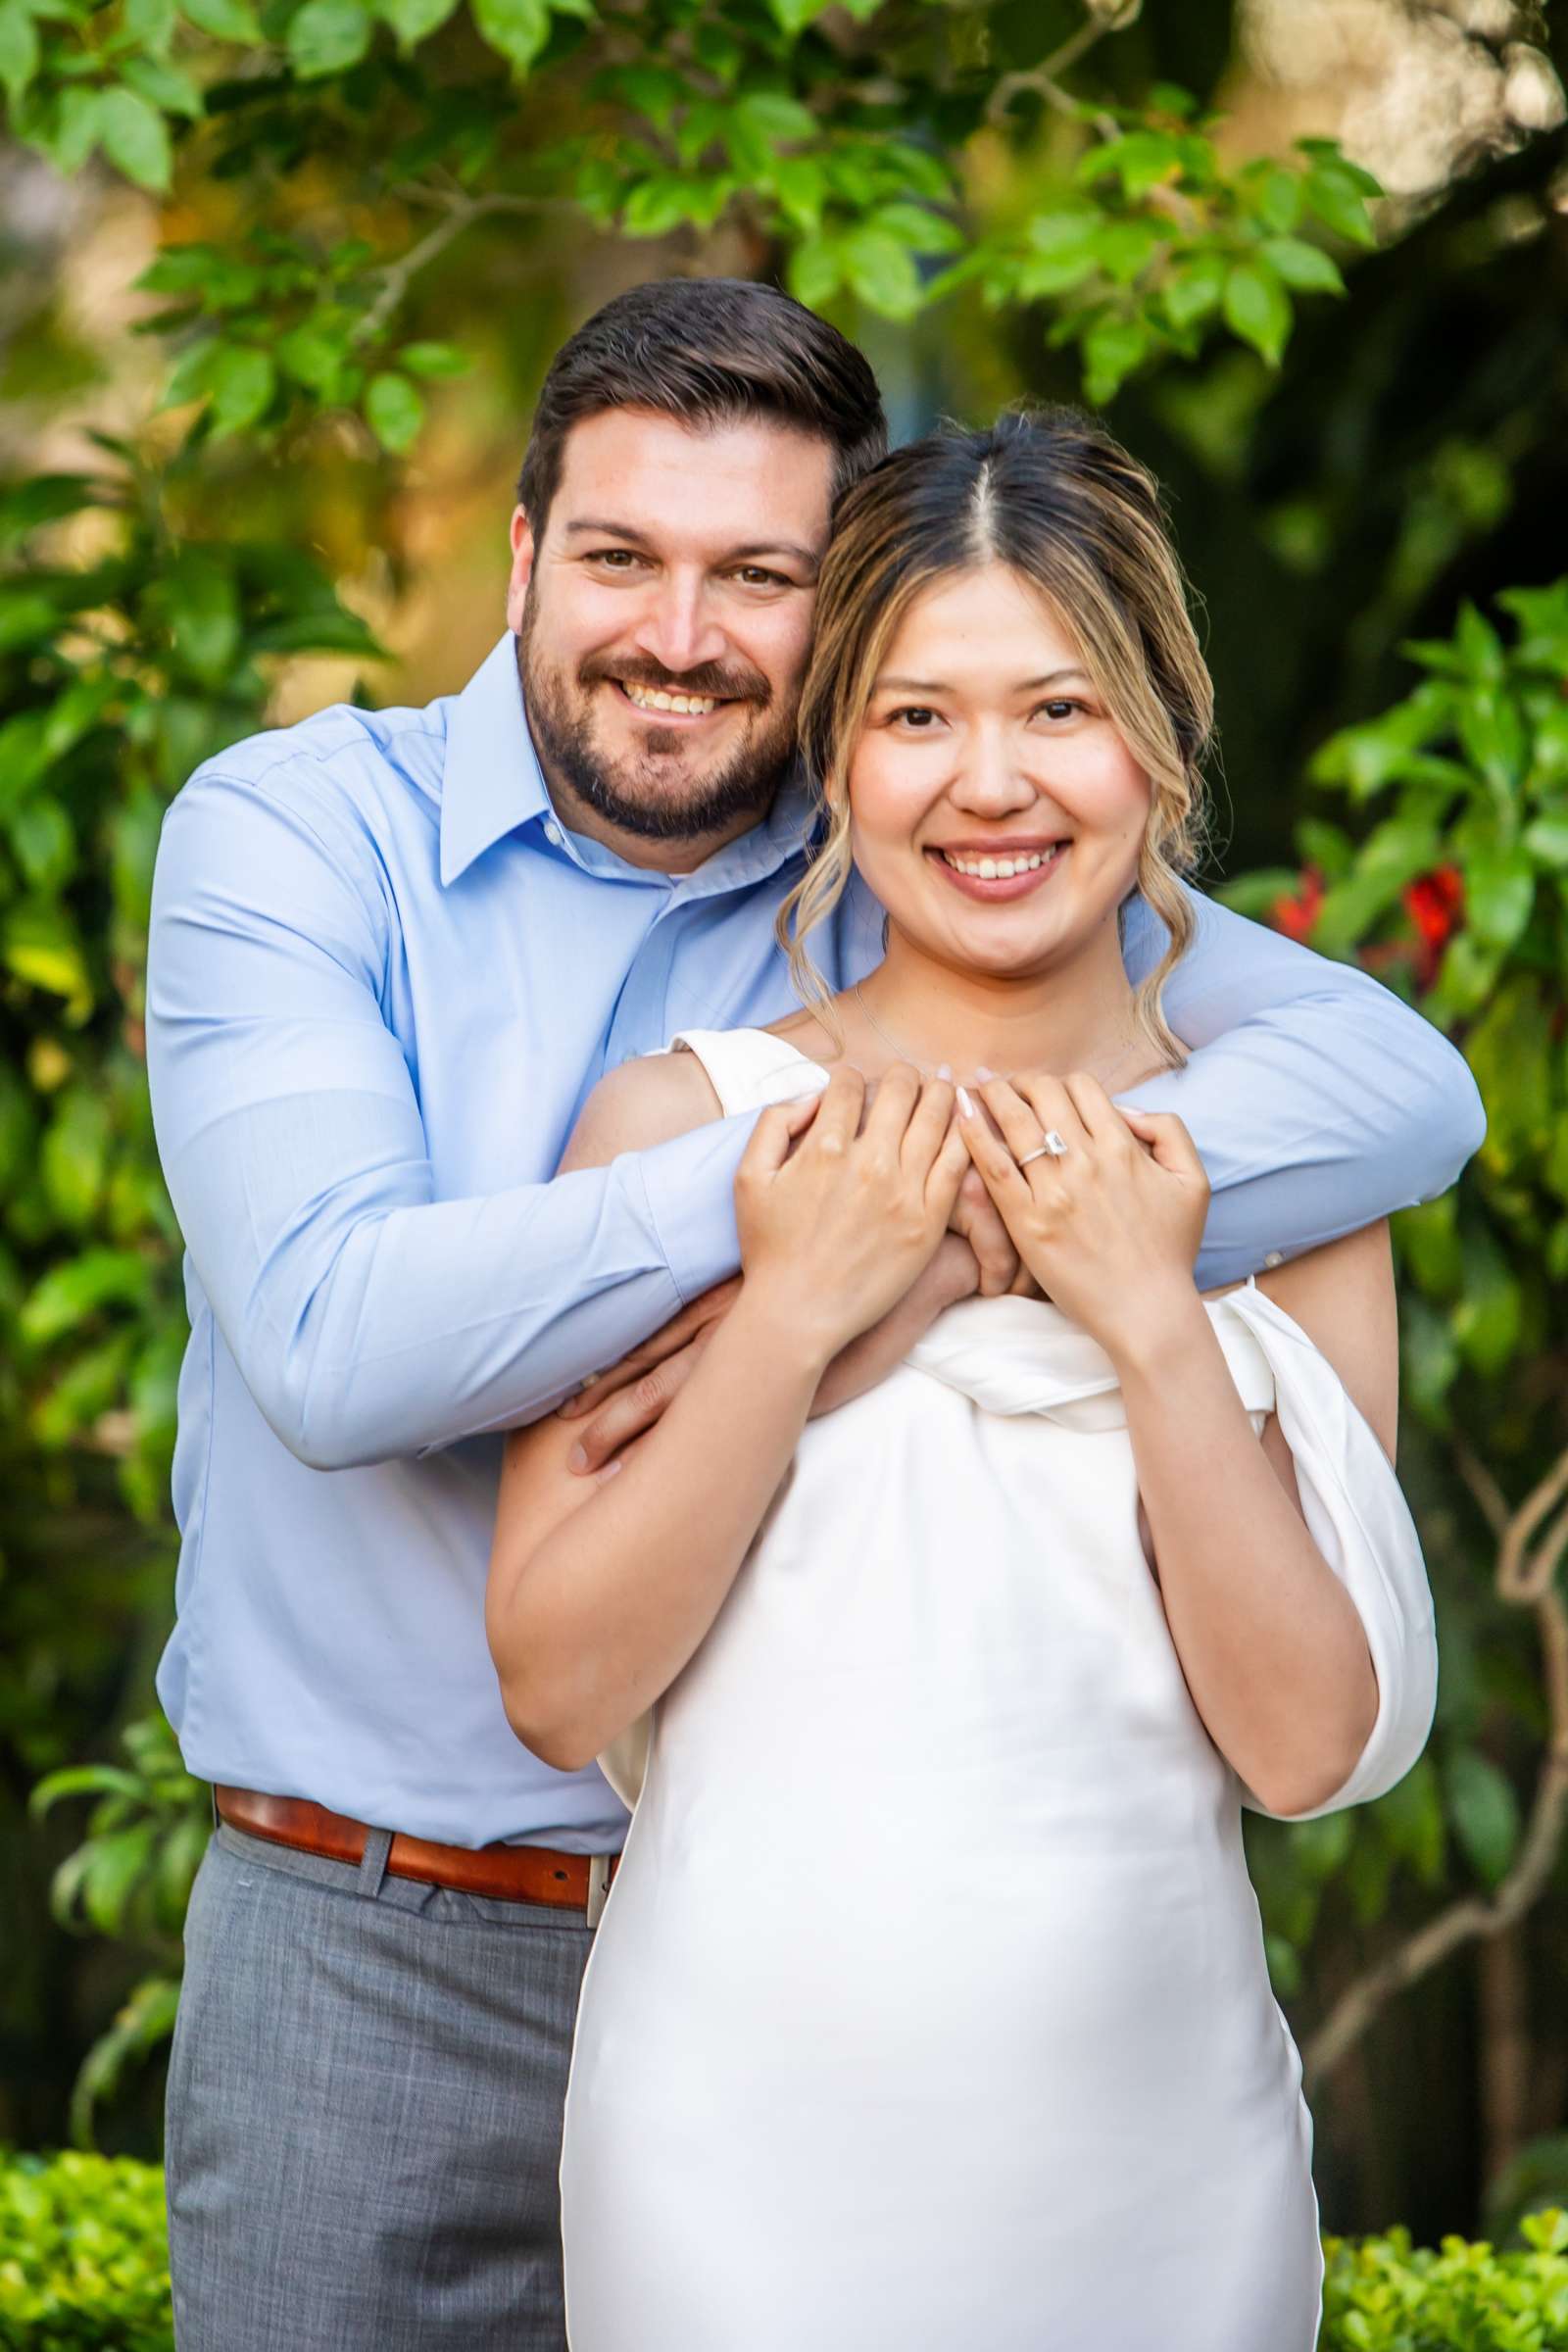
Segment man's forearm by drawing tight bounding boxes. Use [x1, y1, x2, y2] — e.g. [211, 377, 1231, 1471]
[161, 1101, 757, 1469]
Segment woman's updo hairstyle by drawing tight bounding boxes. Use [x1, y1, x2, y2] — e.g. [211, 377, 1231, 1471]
[777, 406, 1214, 1071]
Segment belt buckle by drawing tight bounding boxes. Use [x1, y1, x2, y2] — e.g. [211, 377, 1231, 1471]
[585, 1853, 613, 1930]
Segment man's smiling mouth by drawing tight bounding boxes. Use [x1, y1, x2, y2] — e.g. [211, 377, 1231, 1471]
[616, 680, 726, 718]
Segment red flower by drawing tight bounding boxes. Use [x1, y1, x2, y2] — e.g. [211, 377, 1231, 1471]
[1400, 864, 1464, 988]
[1270, 865, 1325, 943]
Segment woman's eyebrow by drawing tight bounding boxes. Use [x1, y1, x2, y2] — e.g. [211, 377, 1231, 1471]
[873, 666, 1090, 693]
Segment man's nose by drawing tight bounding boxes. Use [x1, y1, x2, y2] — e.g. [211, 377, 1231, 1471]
[631, 574, 729, 678]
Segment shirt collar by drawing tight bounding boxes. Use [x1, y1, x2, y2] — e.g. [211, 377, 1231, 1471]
[439, 629, 819, 891]
[439, 632, 550, 887]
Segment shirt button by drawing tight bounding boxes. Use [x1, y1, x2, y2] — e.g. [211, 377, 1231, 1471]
[1263, 1250, 1284, 1269]
[544, 820, 563, 847]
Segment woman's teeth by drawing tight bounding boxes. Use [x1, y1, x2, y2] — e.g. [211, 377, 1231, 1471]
[939, 846, 1063, 880]
[620, 682, 720, 715]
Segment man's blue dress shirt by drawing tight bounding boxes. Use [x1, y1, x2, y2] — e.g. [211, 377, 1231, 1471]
[146, 632, 1483, 1849]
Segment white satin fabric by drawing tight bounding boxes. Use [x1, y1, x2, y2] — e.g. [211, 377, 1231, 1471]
[562, 1029, 1438, 2352]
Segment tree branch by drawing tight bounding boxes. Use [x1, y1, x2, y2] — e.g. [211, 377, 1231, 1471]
[355, 189, 581, 346]
[1301, 1438, 1568, 2091]
[984, 4, 1138, 131]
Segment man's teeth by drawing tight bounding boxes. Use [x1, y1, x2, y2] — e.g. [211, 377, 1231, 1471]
[940, 846, 1064, 880]
[621, 681, 720, 715]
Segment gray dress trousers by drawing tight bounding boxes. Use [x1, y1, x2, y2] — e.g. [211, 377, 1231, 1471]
[166, 1822, 595, 2350]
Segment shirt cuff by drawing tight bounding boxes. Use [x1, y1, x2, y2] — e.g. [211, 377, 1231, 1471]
[636, 1109, 758, 1306]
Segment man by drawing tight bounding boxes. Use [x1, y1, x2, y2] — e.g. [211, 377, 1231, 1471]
[147, 274, 1482, 2349]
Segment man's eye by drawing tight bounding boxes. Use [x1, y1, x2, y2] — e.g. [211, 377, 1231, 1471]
[734, 565, 788, 588]
[587, 550, 644, 570]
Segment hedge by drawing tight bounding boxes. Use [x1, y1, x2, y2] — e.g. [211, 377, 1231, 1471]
[3, 2152, 1567, 2348]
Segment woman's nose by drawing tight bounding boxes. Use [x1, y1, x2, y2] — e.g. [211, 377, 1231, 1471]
[947, 729, 1039, 816]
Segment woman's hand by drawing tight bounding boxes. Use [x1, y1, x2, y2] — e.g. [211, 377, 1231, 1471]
[737, 1063, 970, 1371]
[958, 1072, 1208, 1358]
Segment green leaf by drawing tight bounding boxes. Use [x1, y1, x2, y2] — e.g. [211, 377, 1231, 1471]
[773, 154, 824, 231]
[1221, 259, 1291, 366]
[1249, 167, 1302, 234]
[1444, 1749, 1519, 1887]
[470, 0, 549, 72]
[1302, 159, 1378, 248]
[0, 0, 41, 105]
[786, 237, 842, 308]
[2, 904, 92, 1011]
[872, 200, 961, 254]
[1373, 1754, 1446, 1886]
[1160, 248, 1227, 328]
[274, 321, 348, 395]
[1522, 811, 1568, 869]
[365, 369, 425, 452]
[375, 0, 456, 42]
[122, 53, 205, 118]
[733, 89, 816, 146]
[620, 174, 692, 238]
[97, 85, 173, 189]
[398, 338, 468, 378]
[1463, 841, 1534, 953]
[163, 549, 242, 682]
[1081, 314, 1149, 405]
[124, 0, 177, 52]
[19, 1250, 152, 1347]
[11, 797, 75, 892]
[839, 225, 922, 318]
[286, 0, 372, 75]
[1258, 235, 1344, 294]
[180, 0, 260, 35]
[206, 343, 276, 435]
[1075, 130, 1181, 200]
[1451, 1227, 1523, 1375]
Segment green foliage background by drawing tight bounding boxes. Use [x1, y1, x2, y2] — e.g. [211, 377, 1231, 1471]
[4, 0, 1568, 2253]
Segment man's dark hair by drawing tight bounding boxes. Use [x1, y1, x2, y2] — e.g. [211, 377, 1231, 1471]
[515, 276, 887, 534]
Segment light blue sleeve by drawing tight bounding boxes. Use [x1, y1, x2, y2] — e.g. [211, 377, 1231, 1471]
[1118, 883, 1486, 1290]
[145, 770, 753, 1471]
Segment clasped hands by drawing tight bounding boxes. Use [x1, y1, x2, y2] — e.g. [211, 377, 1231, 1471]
[558, 1066, 1208, 1477]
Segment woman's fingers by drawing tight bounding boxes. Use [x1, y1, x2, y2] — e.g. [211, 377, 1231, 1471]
[924, 1107, 971, 1215]
[957, 1086, 1033, 1210]
[1004, 1073, 1090, 1157]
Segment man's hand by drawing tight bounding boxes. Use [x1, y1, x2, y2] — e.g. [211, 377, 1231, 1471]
[950, 1163, 1038, 1298]
[557, 1276, 741, 1473]
[808, 1231, 980, 1417]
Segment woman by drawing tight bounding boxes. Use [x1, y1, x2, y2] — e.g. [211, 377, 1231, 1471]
[486, 410, 1438, 2350]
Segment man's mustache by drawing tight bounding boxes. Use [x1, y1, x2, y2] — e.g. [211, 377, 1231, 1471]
[578, 653, 771, 707]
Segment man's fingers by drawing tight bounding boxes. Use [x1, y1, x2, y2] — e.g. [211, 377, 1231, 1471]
[1119, 1107, 1205, 1182]
[808, 1064, 866, 1156]
[566, 1331, 708, 1472]
[901, 1075, 956, 1172]
[557, 1275, 742, 1416]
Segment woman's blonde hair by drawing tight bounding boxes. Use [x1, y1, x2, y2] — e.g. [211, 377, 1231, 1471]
[776, 406, 1214, 1070]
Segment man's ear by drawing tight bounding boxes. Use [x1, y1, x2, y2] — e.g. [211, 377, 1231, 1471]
[506, 506, 536, 634]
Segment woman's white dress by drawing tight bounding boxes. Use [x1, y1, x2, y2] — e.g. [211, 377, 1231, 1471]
[560, 1028, 1439, 2352]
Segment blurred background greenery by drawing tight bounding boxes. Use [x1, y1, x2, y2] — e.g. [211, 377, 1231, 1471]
[3, 0, 1568, 2266]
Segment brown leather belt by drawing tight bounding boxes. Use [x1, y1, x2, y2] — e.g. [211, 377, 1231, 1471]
[215, 1786, 619, 1914]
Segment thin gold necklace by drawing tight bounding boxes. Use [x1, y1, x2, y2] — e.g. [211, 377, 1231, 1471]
[851, 982, 1144, 1096]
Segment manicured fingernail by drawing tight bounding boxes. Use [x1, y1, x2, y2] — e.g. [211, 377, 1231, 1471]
[597, 1456, 623, 1482]
[957, 1086, 975, 1117]
[937, 1062, 953, 1081]
[975, 1065, 994, 1082]
[568, 1443, 588, 1472]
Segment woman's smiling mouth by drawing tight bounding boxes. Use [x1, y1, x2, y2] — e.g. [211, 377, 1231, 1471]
[927, 841, 1069, 900]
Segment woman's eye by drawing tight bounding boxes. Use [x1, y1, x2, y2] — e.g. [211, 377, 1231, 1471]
[1037, 699, 1085, 722]
[892, 707, 940, 729]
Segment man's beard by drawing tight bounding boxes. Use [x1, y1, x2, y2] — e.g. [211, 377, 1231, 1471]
[516, 594, 798, 845]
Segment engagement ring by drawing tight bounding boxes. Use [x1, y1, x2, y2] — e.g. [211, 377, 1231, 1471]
[1018, 1131, 1069, 1166]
